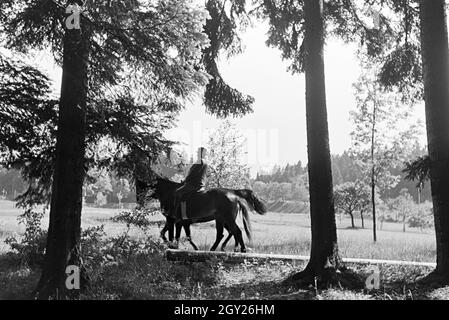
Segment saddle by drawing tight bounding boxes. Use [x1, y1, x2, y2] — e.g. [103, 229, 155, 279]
[175, 187, 206, 221]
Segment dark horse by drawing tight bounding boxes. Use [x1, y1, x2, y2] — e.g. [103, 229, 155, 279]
[143, 175, 266, 252]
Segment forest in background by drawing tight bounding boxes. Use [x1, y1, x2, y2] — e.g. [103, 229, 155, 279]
[1, 141, 430, 205]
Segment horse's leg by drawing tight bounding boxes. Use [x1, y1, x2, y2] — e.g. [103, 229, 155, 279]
[168, 221, 182, 249]
[168, 217, 175, 242]
[228, 221, 245, 253]
[160, 219, 169, 242]
[233, 236, 239, 252]
[184, 224, 198, 250]
[220, 233, 233, 251]
[225, 224, 240, 252]
[220, 225, 233, 251]
[175, 222, 182, 242]
[210, 220, 224, 251]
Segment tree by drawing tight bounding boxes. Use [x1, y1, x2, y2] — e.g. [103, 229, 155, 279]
[350, 65, 421, 241]
[111, 176, 131, 209]
[252, 181, 267, 200]
[292, 0, 342, 284]
[389, 189, 414, 232]
[85, 168, 113, 204]
[334, 182, 370, 229]
[291, 176, 309, 203]
[403, 155, 431, 204]
[206, 120, 250, 189]
[1, 0, 211, 298]
[0, 54, 58, 207]
[202, 0, 255, 117]
[279, 182, 292, 201]
[254, 0, 381, 284]
[34, 1, 90, 298]
[407, 201, 433, 231]
[419, 0, 449, 279]
[337, 0, 449, 280]
[267, 182, 281, 201]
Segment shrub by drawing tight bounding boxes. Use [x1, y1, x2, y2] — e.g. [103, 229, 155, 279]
[111, 206, 158, 231]
[4, 209, 47, 267]
[407, 202, 434, 230]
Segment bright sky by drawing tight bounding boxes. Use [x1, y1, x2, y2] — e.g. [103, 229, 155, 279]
[167, 22, 426, 173]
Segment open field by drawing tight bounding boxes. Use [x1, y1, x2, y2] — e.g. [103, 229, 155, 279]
[1, 200, 447, 300]
[0, 200, 436, 262]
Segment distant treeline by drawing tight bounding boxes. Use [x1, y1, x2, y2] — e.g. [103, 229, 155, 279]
[0, 169, 25, 200]
[253, 144, 431, 204]
[1, 144, 430, 205]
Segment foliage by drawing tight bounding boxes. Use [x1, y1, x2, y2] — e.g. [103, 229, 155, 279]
[203, 0, 255, 117]
[387, 189, 414, 218]
[152, 149, 190, 182]
[111, 206, 159, 233]
[252, 0, 417, 90]
[84, 168, 132, 205]
[407, 202, 434, 231]
[0, 169, 26, 200]
[0, 0, 210, 95]
[0, 54, 58, 207]
[206, 120, 250, 189]
[4, 209, 47, 267]
[386, 190, 434, 231]
[0, 0, 209, 206]
[0, 0, 257, 207]
[256, 161, 305, 183]
[403, 155, 431, 189]
[252, 180, 308, 203]
[253, 161, 308, 202]
[349, 65, 422, 195]
[88, 206, 225, 295]
[334, 181, 370, 216]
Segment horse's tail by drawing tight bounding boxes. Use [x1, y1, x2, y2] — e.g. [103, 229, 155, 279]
[237, 199, 253, 241]
[233, 190, 267, 215]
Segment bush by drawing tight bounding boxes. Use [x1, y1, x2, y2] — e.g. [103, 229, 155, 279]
[4, 209, 47, 267]
[111, 206, 158, 231]
[4, 204, 222, 299]
[407, 202, 434, 230]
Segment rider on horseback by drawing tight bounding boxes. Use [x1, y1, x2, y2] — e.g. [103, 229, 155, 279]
[172, 147, 208, 221]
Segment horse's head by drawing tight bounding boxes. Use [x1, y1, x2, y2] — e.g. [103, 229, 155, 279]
[139, 173, 180, 206]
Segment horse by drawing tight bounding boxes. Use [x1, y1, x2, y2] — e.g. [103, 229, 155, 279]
[160, 190, 257, 251]
[142, 175, 266, 252]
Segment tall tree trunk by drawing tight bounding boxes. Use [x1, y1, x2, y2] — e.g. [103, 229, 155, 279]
[417, 186, 421, 204]
[291, 0, 342, 283]
[419, 0, 449, 277]
[360, 210, 365, 229]
[371, 101, 377, 242]
[35, 7, 89, 299]
[403, 211, 407, 233]
[349, 212, 355, 228]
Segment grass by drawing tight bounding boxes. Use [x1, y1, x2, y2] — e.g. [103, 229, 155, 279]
[0, 200, 436, 263]
[1, 245, 445, 300]
[157, 212, 436, 263]
[0, 200, 446, 300]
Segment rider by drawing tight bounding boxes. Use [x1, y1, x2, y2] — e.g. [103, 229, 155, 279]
[172, 147, 209, 221]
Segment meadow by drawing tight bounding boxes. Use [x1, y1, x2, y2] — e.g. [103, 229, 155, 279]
[0, 200, 436, 262]
[1, 199, 446, 300]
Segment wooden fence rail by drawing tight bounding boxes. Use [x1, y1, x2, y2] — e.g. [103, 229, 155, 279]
[166, 249, 436, 268]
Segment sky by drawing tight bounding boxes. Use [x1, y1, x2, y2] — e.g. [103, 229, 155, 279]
[6, 20, 426, 175]
[167, 22, 426, 173]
